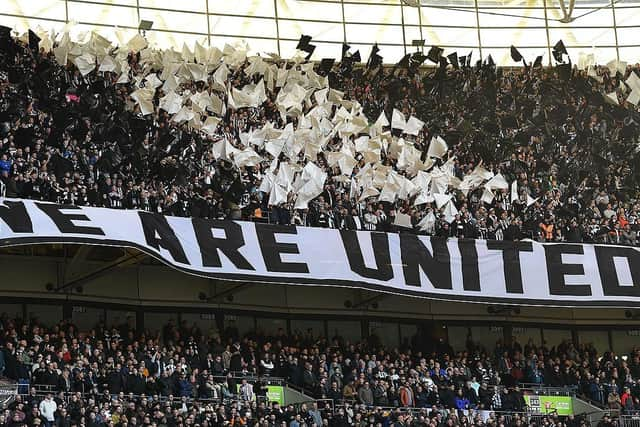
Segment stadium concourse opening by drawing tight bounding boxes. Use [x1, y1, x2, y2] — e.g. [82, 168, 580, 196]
[3, 0, 640, 423]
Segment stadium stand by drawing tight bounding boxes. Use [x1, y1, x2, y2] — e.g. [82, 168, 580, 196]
[0, 27, 638, 245]
[1, 8, 640, 426]
[1, 314, 638, 426]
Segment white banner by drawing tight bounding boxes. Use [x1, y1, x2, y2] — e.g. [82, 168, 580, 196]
[0, 198, 639, 307]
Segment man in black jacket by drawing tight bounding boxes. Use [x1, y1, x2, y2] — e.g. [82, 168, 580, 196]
[127, 367, 146, 395]
[511, 386, 527, 412]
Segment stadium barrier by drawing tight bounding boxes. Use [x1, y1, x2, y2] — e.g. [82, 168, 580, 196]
[619, 415, 640, 427]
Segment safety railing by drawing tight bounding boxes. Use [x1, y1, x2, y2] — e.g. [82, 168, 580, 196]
[518, 383, 577, 396]
[0, 380, 18, 406]
[8, 378, 606, 426]
[16, 388, 268, 408]
[17, 376, 282, 407]
[312, 398, 554, 422]
[619, 414, 640, 427]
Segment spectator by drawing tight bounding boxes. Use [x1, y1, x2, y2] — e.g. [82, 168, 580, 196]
[37, 394, 56, 427]
[2, 28, 639, 251]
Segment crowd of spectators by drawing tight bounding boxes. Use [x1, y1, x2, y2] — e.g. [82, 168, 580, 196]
[0, 313, 639, 426]
[1, 27, 639, 245]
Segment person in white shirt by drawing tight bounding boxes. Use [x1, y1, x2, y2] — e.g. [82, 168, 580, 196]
[239, 378, 254, 401]
[39, 394, 57, 426]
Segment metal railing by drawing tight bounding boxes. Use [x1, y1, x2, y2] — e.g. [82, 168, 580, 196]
[0, 381, 18, 407]
[619, 414, 640, 427]
[14, 385, 269, 408]
[518, 383, 576, 396]
[302, 401, 572, 424]
[7, 378, 612, 426]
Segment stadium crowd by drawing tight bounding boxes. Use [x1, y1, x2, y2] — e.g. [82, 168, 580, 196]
[0, 313, 639, 426]
[0, 27, 639, 245]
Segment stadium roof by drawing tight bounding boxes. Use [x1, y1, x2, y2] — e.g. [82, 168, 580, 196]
[0, 0, 638, 65]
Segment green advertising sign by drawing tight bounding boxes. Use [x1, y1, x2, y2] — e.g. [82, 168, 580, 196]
[266, 385, 284, 405]
[236, 384, 285, 405]
[524, 395, 573, 416]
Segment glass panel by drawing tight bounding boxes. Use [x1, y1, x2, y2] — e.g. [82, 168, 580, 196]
[208, 36, 278, 55]
[337, 42, 406, 62]
[548, 27, 616, 47]
[345, 23, 404, 45]
[243, 38, 279, 55]
[616, 27, 640, 47]
[256, 317, 287, 336]
[511, 327, 541, 350]
[71, 306, 104, 332]
[144, 312, 177, 335]
[577, 330, 610, 354]
[589, 47, 618, 64]
[481, 47, 548, 66]
[403, 25, 422, 47]
[343, 4, 402, 24]
[278, 20, 344, 43]
[70, 0, 138, 5]
[619, 47, 640, 64]
[403, 6, 421, 26]
[421, 5, 477, 29]
[139, 0, 206, 13]
[210, 0, 276, 17]
[611, 330, 640, 356]
[471, 326, 504, 352]
[180, 312, 219, 339]
[148, 32, 207, 50]
[0, 304, 22, 320]
[614, 5, 640, 27]
[26, 304, 62, 326]
[400, 324, 418, 347]
[542, 328, 572, 349]
[327, 320, 361, 343]
[279, 39, 344, 60]
[309, 39, 343, 57]
[223, 315, 254, 339]
[140, 9, 208, 34]
[480, 47, 550, 66]
[276, 0, 343, 21]
[477, 8, 547, 28]
[3, 0, 66, 20]
[0, 16, 65, 35]
[423, 27, 479, 48]
[480, 28, 549, 48]
[369, 322, 399, 347]
[68, 3, 138, 27]
[291, 319, 325, 339]
[210, 15, 277, 38]
[105, 309, 136, 331]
